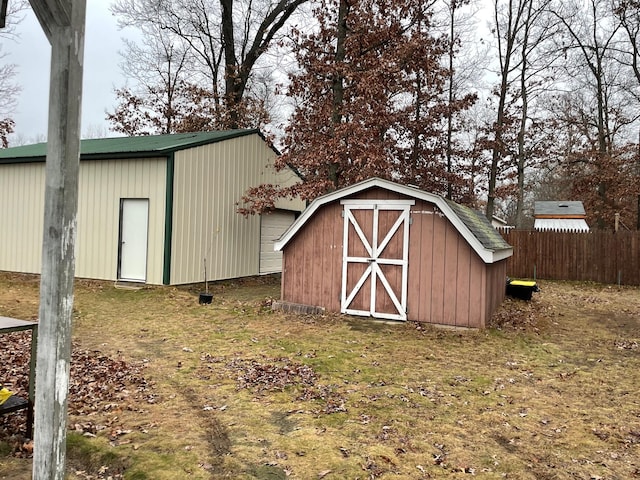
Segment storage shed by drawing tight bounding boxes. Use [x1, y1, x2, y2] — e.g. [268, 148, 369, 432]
[534, 200, 589, 232]
[275, 178, 513, 328]
[0, 130, 304, 285]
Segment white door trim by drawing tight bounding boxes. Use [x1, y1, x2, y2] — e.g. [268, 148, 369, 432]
[118, 198, 149, 282]
[340, 200, 413, 321]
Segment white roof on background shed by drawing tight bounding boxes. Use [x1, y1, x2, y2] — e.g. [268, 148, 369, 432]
[274, 177, 513, 264]
[534, 218, 590, 232]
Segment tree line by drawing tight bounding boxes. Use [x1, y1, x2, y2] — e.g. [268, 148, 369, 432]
[2, 0, 639, 230]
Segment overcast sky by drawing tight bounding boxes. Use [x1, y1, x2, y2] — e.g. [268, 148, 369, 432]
[6, 1, 133, 142]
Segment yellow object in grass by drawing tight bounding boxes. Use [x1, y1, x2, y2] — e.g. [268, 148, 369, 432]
[509, 280, 537, 287]
[0, 386, 13, 405]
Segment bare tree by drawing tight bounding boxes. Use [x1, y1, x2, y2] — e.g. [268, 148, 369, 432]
[436, 0, 485, 200]
[0, 0, 27, 147]
[486, 0, 532, 221]
[111, 0, 310, 129]
[613, 0, 640, 228]
[511, 0, 558, 227]
[106, 25, 194, 134]
[549, 0, 640, 228]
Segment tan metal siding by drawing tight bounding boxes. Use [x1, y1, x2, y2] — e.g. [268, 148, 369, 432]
[170, 133, 303, 285]
[260, 210, 296, 275]
[76, 158, 167, 284]
[0, 163, 46, 273]
[0, 158, 166, 283]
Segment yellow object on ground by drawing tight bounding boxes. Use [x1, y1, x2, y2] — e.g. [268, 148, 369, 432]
[0, 386, 13, 405]
[509, 280, 537, 287]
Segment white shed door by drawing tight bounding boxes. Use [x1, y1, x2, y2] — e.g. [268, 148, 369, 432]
[118, 198, 149, 282]
[260, 210, 296, 275]
[340, 200, 413, 321]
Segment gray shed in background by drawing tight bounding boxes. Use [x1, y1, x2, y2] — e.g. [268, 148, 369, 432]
[534, 201, 589, 232]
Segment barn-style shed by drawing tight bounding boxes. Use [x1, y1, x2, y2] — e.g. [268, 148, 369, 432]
[0, 130, 303, 285]
[275, 178, 513, 328]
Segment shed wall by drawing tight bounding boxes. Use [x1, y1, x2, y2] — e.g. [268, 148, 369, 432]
[484, 260, 507, 324]
[0, 157, 168, 283]
[281, 201, 343, 312]
[171, 133, 304, 284]
[77, 158, 167, 284]
[0, 163, 46, 274]
[281, 191, 506, 327]
[407, 200, 490, 327]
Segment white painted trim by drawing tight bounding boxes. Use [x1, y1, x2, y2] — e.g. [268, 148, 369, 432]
[341, 199, 416, 207]
[275, 177, 512, 264]
[340, 203, 410, 321]
[375, 263, 405, 319]
[345, 209, 373, 256]
[376, 210, 408, 257]
[342, 264, 372, 311]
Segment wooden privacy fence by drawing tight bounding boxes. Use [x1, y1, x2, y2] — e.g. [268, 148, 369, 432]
[499, 230, 640, 286]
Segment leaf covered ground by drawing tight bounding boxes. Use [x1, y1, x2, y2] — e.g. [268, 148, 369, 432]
[1, 273, 639, 479]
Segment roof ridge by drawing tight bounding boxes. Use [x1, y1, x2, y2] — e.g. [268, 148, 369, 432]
[0, 129, 258, 162]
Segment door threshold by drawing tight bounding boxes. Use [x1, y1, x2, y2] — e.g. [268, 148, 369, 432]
[114, 281, 145, 290]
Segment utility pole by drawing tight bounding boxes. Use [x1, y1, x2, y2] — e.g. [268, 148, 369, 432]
[27, 1, 87, 479]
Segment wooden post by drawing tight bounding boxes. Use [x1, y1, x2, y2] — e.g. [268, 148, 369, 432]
[28, 1, 86, 479]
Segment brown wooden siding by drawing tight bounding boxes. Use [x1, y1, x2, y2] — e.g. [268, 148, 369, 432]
[484, 261, 507, 325]
[281, 202, 343, 311]
[281, 191, 507, 328]
[407, 200, 492, 328]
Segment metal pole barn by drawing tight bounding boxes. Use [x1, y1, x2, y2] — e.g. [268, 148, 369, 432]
[27, 1, 86, 478]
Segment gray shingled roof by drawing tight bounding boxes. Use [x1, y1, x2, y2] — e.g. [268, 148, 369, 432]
[534, 201, 586, 216]
[445, 200, 512, 251]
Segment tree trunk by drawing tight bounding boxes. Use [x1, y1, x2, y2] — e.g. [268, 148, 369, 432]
[515, 0, 533, 228]
[446, 2, 456, 200]
[487, 0, 518, 221]
[220, 0, 240, 128]
[329, 0, 349, 189]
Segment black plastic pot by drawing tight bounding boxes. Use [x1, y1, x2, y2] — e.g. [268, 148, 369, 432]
[199, 292, 213, 304]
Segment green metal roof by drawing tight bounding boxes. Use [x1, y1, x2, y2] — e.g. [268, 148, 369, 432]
[0, 129, 259, 163]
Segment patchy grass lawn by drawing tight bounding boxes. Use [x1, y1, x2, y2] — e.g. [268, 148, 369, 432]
[1, 272, 639, 479]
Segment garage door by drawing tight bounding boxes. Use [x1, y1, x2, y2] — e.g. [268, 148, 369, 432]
[260, 210, 296, 275]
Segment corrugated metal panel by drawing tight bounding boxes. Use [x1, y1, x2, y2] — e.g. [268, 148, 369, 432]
[260, 210, 296, 275]
[0, 158, 166, 283]
[534, 218, 589, 232]
[171, 133, 304, 284]
[0, 163, 46, 273]
[76, 158, 167, 284]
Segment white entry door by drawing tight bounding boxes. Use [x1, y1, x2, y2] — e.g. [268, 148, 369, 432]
[340, 199, 413, 321]
[118, 198, 149, 282]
